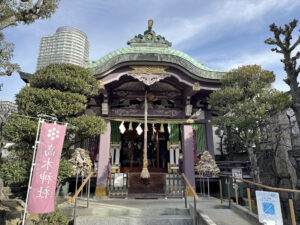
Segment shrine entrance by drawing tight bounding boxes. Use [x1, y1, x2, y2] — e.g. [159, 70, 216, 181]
[120, 123, 169, 173]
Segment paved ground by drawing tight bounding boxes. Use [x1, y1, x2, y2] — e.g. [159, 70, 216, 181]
[58, 196, 256, 225]
[196, 197, 255, 225]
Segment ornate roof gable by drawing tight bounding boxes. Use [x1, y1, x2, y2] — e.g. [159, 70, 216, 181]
[127, 19, 172, 48]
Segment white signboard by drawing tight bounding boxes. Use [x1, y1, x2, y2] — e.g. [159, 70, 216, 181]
[256, 191, 283, 225]
[114, 173, 124, 187]
[232, 168, 243, 183]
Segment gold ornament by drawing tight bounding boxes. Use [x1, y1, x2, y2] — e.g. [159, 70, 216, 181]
[129, 66, 169, 75]
[148, 19, 153, 29]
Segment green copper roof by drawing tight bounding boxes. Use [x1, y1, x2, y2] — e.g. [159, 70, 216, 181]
[87, 46, 226, 80]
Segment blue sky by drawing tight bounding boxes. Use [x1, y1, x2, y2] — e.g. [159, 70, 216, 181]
[1, 0, 300, 102]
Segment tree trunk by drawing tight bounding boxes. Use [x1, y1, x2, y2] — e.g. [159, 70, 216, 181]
[290, 84, 300, 133]
[287, 83, 300, 218]
[248, 147, 261, 184]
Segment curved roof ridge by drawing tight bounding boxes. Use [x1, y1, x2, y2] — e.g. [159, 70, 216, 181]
[87, 46, 224, 72]
[87, 46, 227, 80]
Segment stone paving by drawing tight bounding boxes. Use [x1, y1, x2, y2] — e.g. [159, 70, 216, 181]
[196, 197, 256, 225]
[58, 196, 257, 225]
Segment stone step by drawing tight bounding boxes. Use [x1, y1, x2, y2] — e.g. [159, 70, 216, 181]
[62, 205, 191, 218]
[60, 201, 193, 225]
[74, 216, 193, 225]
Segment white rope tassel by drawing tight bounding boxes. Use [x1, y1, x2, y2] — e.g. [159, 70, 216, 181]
[129, 121, 133, 131]
[160, 123, 165, 133]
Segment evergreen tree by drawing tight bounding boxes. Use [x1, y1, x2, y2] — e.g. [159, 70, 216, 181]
[208, 65, 291, 183]
[0, 63, 106, 186]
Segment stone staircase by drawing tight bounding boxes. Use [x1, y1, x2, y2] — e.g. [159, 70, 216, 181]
[59, 198, 193, 225]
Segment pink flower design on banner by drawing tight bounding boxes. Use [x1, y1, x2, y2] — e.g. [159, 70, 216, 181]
[27, 122, 67, 214]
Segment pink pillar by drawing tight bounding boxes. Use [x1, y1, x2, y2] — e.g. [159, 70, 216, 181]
[95, 120, 111, 196]
[182, 125, 195, 187]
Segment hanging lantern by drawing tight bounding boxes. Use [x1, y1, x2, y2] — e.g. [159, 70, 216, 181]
[136, 123, 143, 135]
[168, 123, 171, 134]
[119, 121, 126, 134]
[160, 123, 165, 133]
[129, 121, 133, 131]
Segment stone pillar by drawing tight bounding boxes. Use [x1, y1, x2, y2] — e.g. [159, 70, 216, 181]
[205, 111, 215, 159]
[95, 120, 111, 196]
[182, 125, 195, 196]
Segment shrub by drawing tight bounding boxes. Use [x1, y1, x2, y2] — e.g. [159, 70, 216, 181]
[33, 208, 70, 225]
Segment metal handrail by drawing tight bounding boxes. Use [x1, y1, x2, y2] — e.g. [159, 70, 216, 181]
[181, 173, 199, 225]
[181, 173, 199, 202]
[71, 170, 95, 225]
[218, 173, 298, 225]
[72, 170, 95, 203]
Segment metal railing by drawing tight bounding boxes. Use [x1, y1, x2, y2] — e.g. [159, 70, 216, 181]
[181, 173, 199, 225]
[218, 174, 300, 225]
[108, 173, 128, 197]
[71, 170, 95, 225]
[165, 173, 184, 198]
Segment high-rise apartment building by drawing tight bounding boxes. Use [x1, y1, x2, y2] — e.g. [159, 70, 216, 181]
[36, 26, 89, 70]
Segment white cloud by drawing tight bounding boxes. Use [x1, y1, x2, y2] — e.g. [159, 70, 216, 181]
[209, 44, 300, 71]
[208, 51, 283, 71]
[162, 0, 300, 48]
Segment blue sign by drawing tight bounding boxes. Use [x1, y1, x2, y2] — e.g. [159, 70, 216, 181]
[263, 202, 275, 215]
[256, 191, 283, 225]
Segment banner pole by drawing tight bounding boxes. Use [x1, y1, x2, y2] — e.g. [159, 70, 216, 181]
[22, 118, 43, 225]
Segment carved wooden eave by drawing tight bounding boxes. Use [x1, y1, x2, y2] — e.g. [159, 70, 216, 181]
[127, 66, 171, 86]
[128, 66, 169, 75]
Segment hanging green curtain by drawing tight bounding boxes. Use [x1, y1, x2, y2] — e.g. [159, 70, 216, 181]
[169, 124, 180, 144]
[111, 120, 121, 142]
[83, 139, 89, 150]
[192, 124, 206, 151]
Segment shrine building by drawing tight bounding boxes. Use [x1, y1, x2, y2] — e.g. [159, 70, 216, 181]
[19, 20, 226, 197]
[84, 20, 226, 197]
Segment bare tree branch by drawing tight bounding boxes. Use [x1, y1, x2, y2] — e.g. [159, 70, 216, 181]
[291, 51, 300, 61]
[265, 38, 277, 45]
[271, 47, 283, 53]
[0, 0, 61, 77]
[290, 36, 300, 52]
[266, 19, 300, 135]
[0, 15, 18, 30]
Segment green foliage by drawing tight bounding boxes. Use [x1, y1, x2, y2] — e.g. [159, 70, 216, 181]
[16, 87, 87, 119]
[57, 158, 73, 185]
[67, 114, 106, 140]
[31, 63, 99, 96]
[0, 1, 61, 30]
[2, 63, 105, 186]
[3, 115, 37, 144]
[0, 156, 31, 184]
[208, 65, 291, 150]
[0, 1, 61, 76]
[0, 33, 19, 76]
[33, 208, 70, 225]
